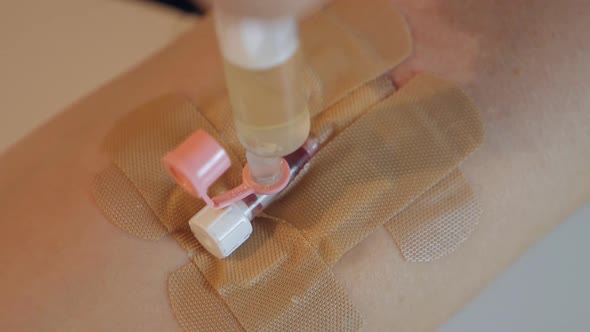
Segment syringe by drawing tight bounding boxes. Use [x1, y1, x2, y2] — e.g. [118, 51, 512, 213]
[163, 8, 314, 259]
[214, 9, 310, 186]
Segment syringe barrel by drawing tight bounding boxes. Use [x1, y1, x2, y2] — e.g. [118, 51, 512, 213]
[214, 10, 311, 184]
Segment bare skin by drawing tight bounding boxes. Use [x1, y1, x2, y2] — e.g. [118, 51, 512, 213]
[1, 1, 589, 331]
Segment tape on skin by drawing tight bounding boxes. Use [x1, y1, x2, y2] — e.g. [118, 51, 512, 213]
[90, 1, 485, 330]
[191, 215, 363, 331]
[91, 0, 412, 328]
[92, 74, 483, 331]
[266, 73, 484, 266]
[92, 164, 168, 240]
[95, 96, 362, 331]
[385, 168, 482, 262]
[92, 75, 396, 330]
[169, 263, 243, 331]
[302, 0, 411, 114]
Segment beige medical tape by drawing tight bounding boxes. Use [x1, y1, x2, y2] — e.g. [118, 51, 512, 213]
[385, 168, 482, 262]
[190, 215, 363, 331]
[91, 76, 396, 331]
[302, 0, 411, 115]
[90, 1, 486, 330]
[92, 73, 484, 331]
[266, 73, 484, 266]
[169, 263, 243, 331]
[94, 95, 362, 331]
[93, 164, 168, 240]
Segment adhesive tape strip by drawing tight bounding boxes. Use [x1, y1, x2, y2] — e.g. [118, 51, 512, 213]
[189, 215, 363, 331]
[89, 1, 488, 330]
[92, 163, 168, 240]
[91, 0, 412, 327]
[302, 0, 411, 114]
[169, 263, 243, 331]
[265, 73, 484, 266]
[92, 73, 484, 331]
[95, 95, 363, 331]
[385, 168, 482, 262]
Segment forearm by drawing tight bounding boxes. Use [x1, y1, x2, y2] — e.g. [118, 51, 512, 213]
[1, 1, 589, 331]
[354, 1, 590, 330]
[0, 19, 225, 332]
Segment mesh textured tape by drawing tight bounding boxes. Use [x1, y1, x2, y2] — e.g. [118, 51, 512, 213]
[169, 263, 243, 332]
[191, 216, 362, 331]
[302, 0, 411, 112]
[93, 73, 483, 331]
[94, 76, 393, 331]
[92, 161, 241, 329]
[91, 0, 412, 328]
[266, 73, 484, 266]
[97, 95, 362, 331]
[385, 168, 482, 262]
[92, 163, 168, 240]
[89, 1, 487, 330]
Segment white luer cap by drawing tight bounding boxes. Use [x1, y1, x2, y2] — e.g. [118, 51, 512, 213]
[214, 9, 299, 70]
[189, 201, 252, 259]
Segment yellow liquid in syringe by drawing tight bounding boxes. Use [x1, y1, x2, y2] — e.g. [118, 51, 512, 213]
[224, 50, 310, 158]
